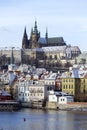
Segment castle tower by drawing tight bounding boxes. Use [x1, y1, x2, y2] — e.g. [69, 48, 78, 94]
[22, 27, 28, 49]
[29, 21, 40, 49]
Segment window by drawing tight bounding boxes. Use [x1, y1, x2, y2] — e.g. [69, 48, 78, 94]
[54, 55, 57, 59]
[71, 91, 73, 95]
[50, 87, 52, 90]
[69, 85, 70, 89]
[61, 98, 65, 101]
[63, 85, 65, 89]
[50, 82, 52, 85]
[52, 82, 54, 85]
[66, 85, 67, 89]
[47, 86, 49, 90]
[49, 55, 52, 59]
[45, 56, 47, 59]
[72, 85, 73, 89]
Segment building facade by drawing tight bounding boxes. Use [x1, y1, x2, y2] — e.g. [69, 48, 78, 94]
[62, 77, 80, 96]
[61, 66, 87, 101]
[0, 21, 81, 68]
[22, 21, 66, 49]
[21, 21, 81, 68]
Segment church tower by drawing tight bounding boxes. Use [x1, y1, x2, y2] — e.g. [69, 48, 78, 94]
[22, 27, 29, 49]
[10, 47, 14, 64]
[29, 21, 40, 49]
[45, 28, 48, 44]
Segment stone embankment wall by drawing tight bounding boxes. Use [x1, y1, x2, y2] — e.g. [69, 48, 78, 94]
[58, 102, 87, 111]
[0, 102, 20, 111]
[46, 102, 58, 110]
[46, 102, 87, 111]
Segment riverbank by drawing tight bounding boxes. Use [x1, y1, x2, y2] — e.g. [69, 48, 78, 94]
[46, 102, 87, 112]
[0, 101, 21, 111]
[59, 102, 87, 111]
[20, 101, 87, 112]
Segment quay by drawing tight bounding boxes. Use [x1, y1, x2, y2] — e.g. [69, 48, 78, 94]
[21, 100, 46, 109]
[0, 101, 20, 111]
[46, 101, 87, 111]
[20, 101, 87, 112]
[58, 102, 87, 111]
[3, 100, 87, 112]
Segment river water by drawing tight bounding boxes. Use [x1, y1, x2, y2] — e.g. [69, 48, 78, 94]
[0, 109, 87, 130]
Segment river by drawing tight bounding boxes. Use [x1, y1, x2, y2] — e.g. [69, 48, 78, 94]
[0, 109, 87, 130]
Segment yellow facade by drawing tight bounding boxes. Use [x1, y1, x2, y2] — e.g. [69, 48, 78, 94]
[62, 78, 80, 96]
[76, 78, 87, 101]
[62, 76, 87, 101]
[80, 78, 87, 94]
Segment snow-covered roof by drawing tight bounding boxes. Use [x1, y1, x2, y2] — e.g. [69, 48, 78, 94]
[61, 68, 87, 78]
[36, 45, 81, 53]
[45, 73, 57, 79]
[36, 46, 66, 52]
[0, 90, 11, 96]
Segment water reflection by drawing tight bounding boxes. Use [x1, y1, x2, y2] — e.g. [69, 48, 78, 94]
[0, 109, 87, 130]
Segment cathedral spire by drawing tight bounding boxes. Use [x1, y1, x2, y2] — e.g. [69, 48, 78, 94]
[23, 27, 27, 38]
[22, 27, 28, 49]
[34, 20, 38, 34]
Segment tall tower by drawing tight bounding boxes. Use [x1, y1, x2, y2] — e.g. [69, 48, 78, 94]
[10, 47, 14, 64]
[45, 28, 48, 44]
[22, 27, 28, 49]
[29, 21, 40, 49]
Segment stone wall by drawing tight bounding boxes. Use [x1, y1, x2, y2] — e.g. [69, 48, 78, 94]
[46, 101, 87, 111]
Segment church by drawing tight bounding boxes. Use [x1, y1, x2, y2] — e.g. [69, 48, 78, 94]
[22, 21, 66, 49]
[21, 21, 81, 69]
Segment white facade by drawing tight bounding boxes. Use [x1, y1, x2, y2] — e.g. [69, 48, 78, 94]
[58, 96, 74, 104]
[48, 91, 74, 104]
[58, 96, 67, 104]
[17, 81, 30, 102]
[17, 80, 49, 102]
[29, 82, 48, 101]
[43, 73, 57, 91]
[48, 90, 57, 102]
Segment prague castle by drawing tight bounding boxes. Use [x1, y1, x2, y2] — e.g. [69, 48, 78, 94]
[22, 21, 66, 49]
[0, 21, 81, 69]
[21, 21, 81, 68]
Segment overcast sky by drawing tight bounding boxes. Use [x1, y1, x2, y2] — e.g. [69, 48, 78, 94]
[0, 0, 87, 52]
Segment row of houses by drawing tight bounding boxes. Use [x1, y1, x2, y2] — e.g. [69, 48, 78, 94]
[14, 64, 87, 102]
[1, 63, 87, 106]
